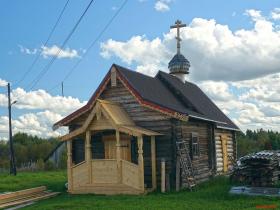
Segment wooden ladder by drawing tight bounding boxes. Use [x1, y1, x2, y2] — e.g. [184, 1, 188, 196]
[176, 141, 196, 190]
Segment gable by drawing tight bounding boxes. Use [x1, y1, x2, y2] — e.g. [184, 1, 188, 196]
[60, 99, 161, 141]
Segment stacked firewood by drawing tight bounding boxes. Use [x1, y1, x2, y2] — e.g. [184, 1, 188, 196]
[231, 151, 280, 187]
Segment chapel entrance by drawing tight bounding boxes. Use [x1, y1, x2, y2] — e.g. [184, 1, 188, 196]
[103, 133, 131, 161]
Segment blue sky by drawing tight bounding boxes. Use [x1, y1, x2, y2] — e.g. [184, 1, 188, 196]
[1, 0, 280, 139]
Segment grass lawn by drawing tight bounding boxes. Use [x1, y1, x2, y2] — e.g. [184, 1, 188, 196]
[0, 171, 279, 210]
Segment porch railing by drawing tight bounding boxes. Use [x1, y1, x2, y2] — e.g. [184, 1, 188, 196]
[71, 159, 142, 190]
[121, 160, 140, 189]
[92, 159, 118, 184]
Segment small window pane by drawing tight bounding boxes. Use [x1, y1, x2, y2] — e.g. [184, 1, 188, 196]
[191, 134, 200, 158]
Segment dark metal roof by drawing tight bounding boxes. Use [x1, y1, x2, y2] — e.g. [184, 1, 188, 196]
[54, 64, 239, 131]
[115, 64, 239, 130]
[115, 64, 191, 114]
[168, 53, 190, 74]
[156, 71, 239, 130]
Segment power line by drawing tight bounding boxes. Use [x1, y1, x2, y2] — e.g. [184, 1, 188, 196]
[11, 0, 126, 102]
[44, 0, 128, 97]
[14, 0, 70, 87]
[62, 0, 128, 82]
[27, 0, 95, 91]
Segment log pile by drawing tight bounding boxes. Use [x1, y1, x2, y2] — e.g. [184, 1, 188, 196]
[0, 186, 60, 209]
[231, 151, 280, 187]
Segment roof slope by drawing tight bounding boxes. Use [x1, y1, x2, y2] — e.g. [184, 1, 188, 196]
[116, 65, 238, 130]
[156, 71, 239, 130]
[54, 64, 239, 131]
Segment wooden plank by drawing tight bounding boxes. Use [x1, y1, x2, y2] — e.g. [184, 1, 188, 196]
[121, 160, 140, 190]
[116, 130, 122, 183]
[72, 161, 88, 188]
[67, 141, 73, 191]
[176, 157, 180, 192]
[151, 136, 157, 190]
[0, 192, 60, 209]
[137, 135, 144, 191]
[161, 159, 166, 193]
[85, 130, 92, 184]
[92, 159, 118, 184]
[0, 186, 46, 201]
[111, 67, 117, 87]
[221, 135, 228, 172]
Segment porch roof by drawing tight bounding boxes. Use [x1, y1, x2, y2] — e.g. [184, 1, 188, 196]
[60, 99, 162, 141]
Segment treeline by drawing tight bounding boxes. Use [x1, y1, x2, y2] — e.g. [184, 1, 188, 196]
[0, 132, 63, 171]
[237, 129, 280, 158]
[1, 129, 280, 171]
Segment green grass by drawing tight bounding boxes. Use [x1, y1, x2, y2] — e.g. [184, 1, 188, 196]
[0, 171, 279, 210]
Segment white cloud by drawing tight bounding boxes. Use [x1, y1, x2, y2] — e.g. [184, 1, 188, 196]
[0, 78, 8, 87]
[101, 9, 280, 82]
[41, 45, 79, 59]
[100, 8, 280, 132]
[0, 111, 68, 138]
[244, 9, 263, 21]
[0, 86, 86, 139]
[100, 35, 171, 75]
[0, 88, 87, 114]
[201, 72, 280, 132]
[18, 45, 37, 55]
[199, 81, 234, 102]
[154, 0, 171, 12]
[18, 44, 80, 59]
[271, 8, 280, 20]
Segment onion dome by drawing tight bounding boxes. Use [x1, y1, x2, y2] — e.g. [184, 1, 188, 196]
[168, 53, 190, 75]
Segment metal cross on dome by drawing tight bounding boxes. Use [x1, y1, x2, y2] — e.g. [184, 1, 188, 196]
[170, 20, 186, 54]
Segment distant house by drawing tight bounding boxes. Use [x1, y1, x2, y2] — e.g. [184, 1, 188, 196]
[53, 21, 239, 195]
[44, 142, 66, 167]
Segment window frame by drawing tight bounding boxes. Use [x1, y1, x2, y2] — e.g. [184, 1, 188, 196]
[190, 132, 200, 159]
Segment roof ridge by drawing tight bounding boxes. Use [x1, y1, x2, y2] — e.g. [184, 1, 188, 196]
[156, 71, 203, 115]
[114, 64, 155, 79]
[156, 71, 239, 130]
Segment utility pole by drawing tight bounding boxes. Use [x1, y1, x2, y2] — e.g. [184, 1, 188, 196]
[8, 83, 16, 175]
[61, 82, 64, 97]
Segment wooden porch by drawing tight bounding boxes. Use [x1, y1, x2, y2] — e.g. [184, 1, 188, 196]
[62, 100, 161, 195]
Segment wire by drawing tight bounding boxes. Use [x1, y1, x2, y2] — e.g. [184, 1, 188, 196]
[27, 0, 95, 91]
[44, 0, 128, 97]
[62, 0, 128, 82]
[14, 0, 70, 87]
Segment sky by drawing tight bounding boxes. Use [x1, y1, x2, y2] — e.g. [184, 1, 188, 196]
[1, 0, 280, 140]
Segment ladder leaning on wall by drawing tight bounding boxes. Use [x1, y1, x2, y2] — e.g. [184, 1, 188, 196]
[176, 140, 196, 190]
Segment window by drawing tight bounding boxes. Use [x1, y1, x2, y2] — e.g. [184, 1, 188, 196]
[191, 133, 200, 158]
[72, 138, 85, 164]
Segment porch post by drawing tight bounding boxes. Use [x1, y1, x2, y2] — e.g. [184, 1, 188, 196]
[116, 130, 122, 183]
[85, 130, 92, 184]
[151, 136, 157, 190]
[67, 140, 73, 192]
[137, 135, 144, 191]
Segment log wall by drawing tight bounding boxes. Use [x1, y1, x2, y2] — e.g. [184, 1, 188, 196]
[175, 120, 212, 184]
